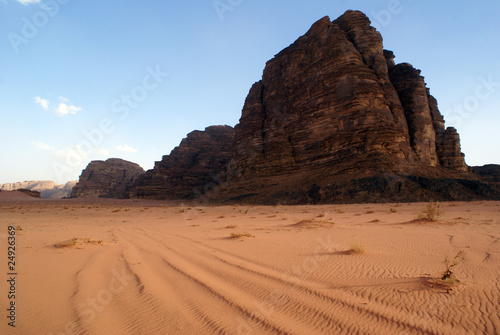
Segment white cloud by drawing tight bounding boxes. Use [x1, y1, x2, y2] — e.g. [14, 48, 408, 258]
[54, 96, 83, 116]
[32, 141, 54, 151]
[15, 0, 40, 4]
[35, 96, 50, 110]
[116, 145, 138, 153]
[94, 148, 109, 156]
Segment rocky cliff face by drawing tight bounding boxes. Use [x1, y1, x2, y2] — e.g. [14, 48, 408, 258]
[129, 126, 235, 199]
[128, 10, 498, 204]
[211, 10, 494, 203]
[472, 165, 500, 192]
[71, 158, 144, 198]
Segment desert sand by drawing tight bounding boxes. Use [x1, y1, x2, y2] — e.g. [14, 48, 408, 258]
[1, 197, 499, 335]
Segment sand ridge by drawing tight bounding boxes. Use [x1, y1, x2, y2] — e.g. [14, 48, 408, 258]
[1, 200, 499, 334]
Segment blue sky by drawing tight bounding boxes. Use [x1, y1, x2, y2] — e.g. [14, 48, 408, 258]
[1, 0, 499, 184]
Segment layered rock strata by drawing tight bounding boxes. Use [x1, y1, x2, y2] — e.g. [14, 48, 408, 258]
[213, 10, 494, 203]
[71, 158, 145, 198]
[127, 10, 498, 204]
[130, 126, 235, 200]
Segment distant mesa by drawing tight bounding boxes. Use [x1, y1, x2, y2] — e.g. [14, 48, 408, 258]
[95, 10, 500, 203]
[0, 180, 76, 199]
[71, 158, 145, 199]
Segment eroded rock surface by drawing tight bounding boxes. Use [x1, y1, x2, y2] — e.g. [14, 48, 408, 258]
[130, 126, 235, 199]
[71, 158, 145, 198]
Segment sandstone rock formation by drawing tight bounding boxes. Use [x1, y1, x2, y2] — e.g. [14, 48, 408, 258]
[472, 165, 500, 192]
[0, 180, 77, 199]
[127, 10, 499, 204]
[211, 10, 496, 203]
[71, 158, 145, 198]
[129, 126, 235, 199]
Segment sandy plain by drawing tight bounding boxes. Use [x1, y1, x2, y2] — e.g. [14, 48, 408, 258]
[0, 192, 499, 334]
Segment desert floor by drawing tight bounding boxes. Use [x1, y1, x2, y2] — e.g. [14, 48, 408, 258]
[1, 196, 499, 335]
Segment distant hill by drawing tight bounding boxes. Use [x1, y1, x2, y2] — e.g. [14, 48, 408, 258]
[0, 180, 77, 199]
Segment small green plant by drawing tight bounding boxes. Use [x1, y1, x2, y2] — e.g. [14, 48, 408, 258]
[418, 201, 440, 222]
[440, 250, 465, 289]
[225, 225, 238, 229]
[349, 242, 366, 254]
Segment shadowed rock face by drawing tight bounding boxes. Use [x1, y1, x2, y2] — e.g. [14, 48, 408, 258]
[212, 10, 494, 203]
[129, 126, 235, 200]
[71, 158, 145, 199]
[472, 165, 500, 192]
[128, 10, 497, 204]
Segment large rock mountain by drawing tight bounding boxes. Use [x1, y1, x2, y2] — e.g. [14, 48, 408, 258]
[71, 158, 144, 198]
[128, 10, 499, 204]
[212, 11, 497, 203]
[129, 126, 235, 199]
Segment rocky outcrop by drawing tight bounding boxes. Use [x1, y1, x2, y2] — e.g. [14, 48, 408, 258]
[127, 10, 498, 204]
[472, 165, 500, 192]
[71, 158, 144, 198]
[210, 10, 496, 204]
[388, 63, 467, 171]
[0, 180, 77, 199]
[129, 126, 235, 199]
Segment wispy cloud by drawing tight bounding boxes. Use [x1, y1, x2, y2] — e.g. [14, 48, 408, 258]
[32, 141, 54, 151]
[54, 96, 83, 116]
[34, 96, 50, 110]
[34, 96, 83, 116]
[94, 148, 109, 156]
[15, 0, 41, 4]
[116, 145, 138, 153]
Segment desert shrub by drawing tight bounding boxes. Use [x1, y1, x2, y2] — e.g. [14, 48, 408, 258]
[418, 201, 440, 222]
[230, 232, 255, 239]
[441, 250, 465, 287]
[54, 238, 103, 248]
[349, 242, 366, 254]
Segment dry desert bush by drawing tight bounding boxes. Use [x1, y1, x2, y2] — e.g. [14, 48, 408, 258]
[348, 242, 366, 254]
[440, 250, 465, 290]
[418, 201, 441, 222]
[230, 232, 255, 239]
[54, 237, 103, 248]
